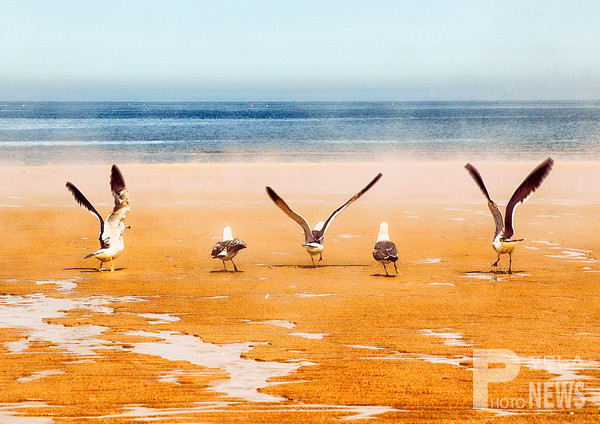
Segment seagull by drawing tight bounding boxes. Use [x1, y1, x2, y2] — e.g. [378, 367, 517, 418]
[211, 226, 247, 272]
[465, 158, 554, 274]
[373, 222, 398, 276]
[266, 173, 383, 267]
[66, 165, 130, 272]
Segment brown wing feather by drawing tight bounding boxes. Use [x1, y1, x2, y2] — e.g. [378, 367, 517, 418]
[488, 200, 505, 240]
[465, 163, 504, 239]
[110, 165, 126, 203]
[110, 164, 129, 208]
[211, 241, 228, 257]
[211, 239, 247, 257]
[266, 186, 315, 243]
[373, 240, 398, 262]
[504, 158, 554, 239]
[66, 182, 106, 248]
[227, 238, 247, 253]
[465, 163, 492, 202]
[101, 165, 130, 248]
[106, 165, 130, 228]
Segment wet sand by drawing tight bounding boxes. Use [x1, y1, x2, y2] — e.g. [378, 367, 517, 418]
[1, 161, 600, 423]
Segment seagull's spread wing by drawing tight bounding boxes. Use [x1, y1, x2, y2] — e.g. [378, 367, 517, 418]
[266, 186, 315, 243]
[373, 240, 398, 262]
[211, 241, 228, 258]
[465, 163, 504, 240]
[103, 165, 130, 247]
[66, 181, 106, 247]
[503, 157, 554, 240]
[110, 164, 127, 201]
[212, 239, 246, 258]
[313, 172, 383, 241]
[464, 163, 492, 201]
[227, 238, 247, 253]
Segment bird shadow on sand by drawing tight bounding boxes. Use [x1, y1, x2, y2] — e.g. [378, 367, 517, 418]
[209, 270, 244, 273]
[63, 267, 126, 273]
[464, 270, 524, 275]
[271, 264, 369, 269]
[371, 273, 397, 278]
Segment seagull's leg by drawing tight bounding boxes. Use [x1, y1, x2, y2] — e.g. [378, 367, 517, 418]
[492, 253, 500, 268]
[110, 258, 115, 272]
[98, 261, 103, 272]
[508, 253, 513, 274]
[231, 259, 239, 272]
[319, 253, 323, 262]
[311, 255, 317, 268]
[222, 260, 227, 271]
[394, 261, 398, 274]
[383, 263, 389, 276]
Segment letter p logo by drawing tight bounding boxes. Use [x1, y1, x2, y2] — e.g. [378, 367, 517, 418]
[473, 349, 520, 409]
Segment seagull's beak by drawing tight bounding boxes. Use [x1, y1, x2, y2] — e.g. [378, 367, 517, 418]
[126, 225, 132, 230]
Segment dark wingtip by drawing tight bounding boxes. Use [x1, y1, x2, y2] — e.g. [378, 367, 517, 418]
[265, 186, 278, 202]
[464, 162, 492, 202]
[464, 162, 477, 175]
[531, 157, 554, 181]
[111, 164, 122, 177]
[110, 164, 126, 192]
[364, 172, 383, 191]
[65, 181, 79, 197]
[464, 163, 479, 176]
[544, 157, 554, 174]
[66, 182, 77, 200]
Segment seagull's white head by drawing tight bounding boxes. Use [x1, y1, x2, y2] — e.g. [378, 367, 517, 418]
[117, 222, 130, 240]
[222, 226, 234, 241]
[377, 222, 390, 242]
[313, 221, 325, 232]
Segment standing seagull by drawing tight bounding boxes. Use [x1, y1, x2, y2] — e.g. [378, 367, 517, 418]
[266, 173, 383, 267]
[465, 158, 554, 274]
[373, 222, 398, 276]
[211, 226, 247, 272]
[66, 165, 130, 272]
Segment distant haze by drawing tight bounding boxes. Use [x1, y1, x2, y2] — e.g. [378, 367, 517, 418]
[1, 0, 599, 101]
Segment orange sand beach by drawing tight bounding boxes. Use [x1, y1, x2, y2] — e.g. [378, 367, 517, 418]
[1, 161, 600, 423]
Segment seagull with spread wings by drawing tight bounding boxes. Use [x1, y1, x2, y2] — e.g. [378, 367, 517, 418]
[464, 158, 553, 274]
[266, 173, 382, 267]
[66, 164, 130, 272]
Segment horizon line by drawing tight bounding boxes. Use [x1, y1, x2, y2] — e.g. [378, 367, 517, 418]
[3, 99, 599, 103]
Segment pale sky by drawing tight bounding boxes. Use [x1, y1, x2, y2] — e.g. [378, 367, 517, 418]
[1, 0, 599, 101]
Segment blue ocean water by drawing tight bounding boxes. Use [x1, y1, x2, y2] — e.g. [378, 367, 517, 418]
[1, 101, 599, 164]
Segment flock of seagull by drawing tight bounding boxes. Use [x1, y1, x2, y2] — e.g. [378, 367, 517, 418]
[66, 158, 554, 276]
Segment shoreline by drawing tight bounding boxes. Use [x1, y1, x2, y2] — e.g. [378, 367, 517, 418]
[1, 155, 599, 168]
